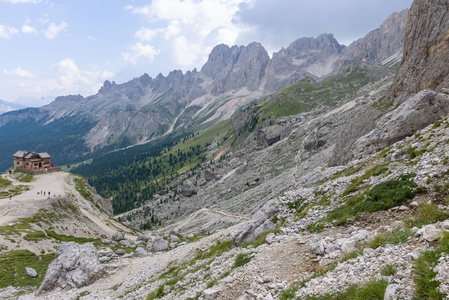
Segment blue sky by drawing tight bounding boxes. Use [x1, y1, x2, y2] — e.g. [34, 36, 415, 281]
[0, 0, 413, 105]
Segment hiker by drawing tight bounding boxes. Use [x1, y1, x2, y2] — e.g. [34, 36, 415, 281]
[44, 191, 46, 196]
[48, 191, 50, 197]
[9, 194, 12, 200]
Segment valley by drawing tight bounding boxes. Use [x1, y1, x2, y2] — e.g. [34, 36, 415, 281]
[1, 0, 449, 299]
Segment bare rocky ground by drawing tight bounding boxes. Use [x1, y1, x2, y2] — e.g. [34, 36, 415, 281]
[2, 90, 449, 299]
[0, 171, 134, 255]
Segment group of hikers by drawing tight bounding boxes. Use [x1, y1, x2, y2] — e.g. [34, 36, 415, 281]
[9, 190, 52, 200]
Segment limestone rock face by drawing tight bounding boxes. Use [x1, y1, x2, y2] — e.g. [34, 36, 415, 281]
[389, 0, 449, 102]
[201, 42, 270, 95]
[37, 242, 105, 294]
[352, 90, 449, 158]
[342, 9, 408, 65]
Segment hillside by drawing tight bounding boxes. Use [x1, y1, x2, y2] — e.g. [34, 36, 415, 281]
[3, 0, 449, 299]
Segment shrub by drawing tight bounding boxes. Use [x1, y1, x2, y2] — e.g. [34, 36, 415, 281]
[234, 252, 254, 268]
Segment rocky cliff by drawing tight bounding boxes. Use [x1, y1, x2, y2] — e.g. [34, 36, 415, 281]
[389, 0, 449, 102]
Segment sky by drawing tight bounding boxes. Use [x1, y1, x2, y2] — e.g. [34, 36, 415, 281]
[0, 0, 414, 105]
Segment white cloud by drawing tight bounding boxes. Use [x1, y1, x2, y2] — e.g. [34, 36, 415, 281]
[44, 21, 67, 39]
[122, 43, 160, 65]
[135, 27, 158, 42]
[53, 58, 113, 93]
[0, 25, 18, 38]
[2, 0, 41, 3]
[4, 67, 35, 78]
[21, 20, 37, 34]
[126, 0, 251, 69]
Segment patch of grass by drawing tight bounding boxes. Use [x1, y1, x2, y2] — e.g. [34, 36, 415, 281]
[146, 284, 165, 300]
[195, 240, 234, 261]
[23, 230, 48, 242]
[341, 163, 389, 197]
[305, 278, 389, 300]
[340, 250, 362, 263]
[404, 204, 449, 228]
[233, 252, 254, 268]
[406, 146, 426, 159]
[413, 250, 444, 300]
[367, 227, 413, 249]
[45, 230, 96, 244]
[0, 176, 12, 188]
[380, 264, 397, 276]
[310, 174, 417, 229]
[0, 250, 55, 288]
[15, 172, 33, 182]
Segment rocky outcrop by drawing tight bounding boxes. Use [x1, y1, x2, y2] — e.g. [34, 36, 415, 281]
[389, 0, 449, 102]
[181, 179, 197, 197]
[231, 200, 279, 245]
[352, 90, 449, 158]
[37, 242, 105, 294]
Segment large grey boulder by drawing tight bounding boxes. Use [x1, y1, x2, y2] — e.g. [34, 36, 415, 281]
[149, 237, 170, 252]
[181, 180, 197, 197]
[112, 232, 125, 241]
[37, 242, 105, 294]
[231, 200, 279, 245]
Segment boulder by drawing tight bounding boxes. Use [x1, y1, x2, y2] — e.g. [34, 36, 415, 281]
[150, 238, 170, 252]
[134, 247, 150, 258]
[115, 249, 126, 256]
[265, 233, 276, 245]
[204, 287, 221, 300]
[204, 170, 218, 181]
[417, 224, 443, 242]
[136, 234, 150, 242]
[181, 180, 197, 197]
[231, 200, 280, 245]
[37, 242, 105, 294]
[310, 240, 325, 255]
[119, 239, 132, 248]
[25, 267, 37, 278]
[111, 232, 125, 241]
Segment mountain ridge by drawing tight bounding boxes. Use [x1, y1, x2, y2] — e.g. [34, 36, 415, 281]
[0, 8, 409, 172]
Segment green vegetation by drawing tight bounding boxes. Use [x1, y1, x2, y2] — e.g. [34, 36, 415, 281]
[0, 113, 96, 172]
[0, 176, 12, 188]
[15, 172, 33, 182]
[380, 264, 397, 277]
[414, 250, 445, 300]
[23, 230, 47, 242]
[404, 204, 449, 228]
[304, 278, 389, 300]
[367, 227, 414, 249]
[0, 250, 55, 288]
[342, 163, 389, 196]
[45, 230, 96, 244]
[233, 252, 254, 268]
[309, 174, 417, 230]
[406, 146, 426, 159]
[258, 63, 374, 120]
[371, 96, 394, 111]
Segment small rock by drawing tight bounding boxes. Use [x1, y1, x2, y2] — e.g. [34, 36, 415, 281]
[25, 267, 37, 278]
[204, 287, 221, 300]
[384, 284, 400, 300]
[265, 233, 276, 245]
[115, 249, 126, 256]
[112, 232, 125, 241]
[310, 240, 325, 255]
